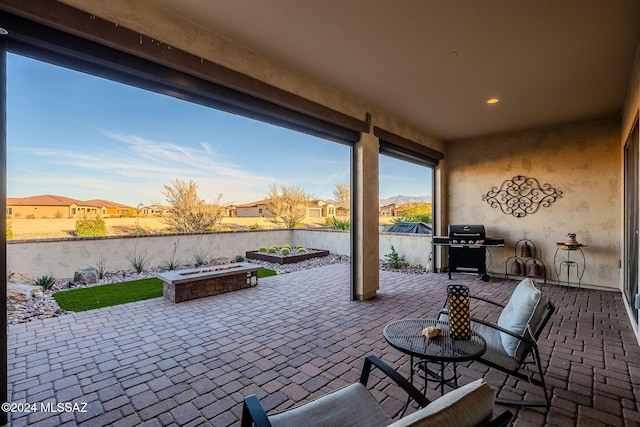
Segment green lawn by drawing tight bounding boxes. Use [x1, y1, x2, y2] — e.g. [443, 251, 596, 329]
[54, 268, 277, 312]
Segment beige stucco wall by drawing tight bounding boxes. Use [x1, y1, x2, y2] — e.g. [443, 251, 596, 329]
[446, 116, 621, 290]
[8, 230, 431, 279]
[8, 205, 72, 219]
[7, 230, 291, 279]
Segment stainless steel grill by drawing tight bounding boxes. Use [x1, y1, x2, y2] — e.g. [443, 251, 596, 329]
[432, 224, 504, 281]
[448, 225, 487, 279]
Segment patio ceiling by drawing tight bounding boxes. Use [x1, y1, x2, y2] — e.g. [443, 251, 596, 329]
[146, 0, 640, 140]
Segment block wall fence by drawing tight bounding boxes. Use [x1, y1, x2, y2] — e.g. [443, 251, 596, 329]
[7, 229, 433, 279]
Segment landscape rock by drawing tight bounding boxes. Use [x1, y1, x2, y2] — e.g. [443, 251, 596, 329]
[7, 283, 44, 302]
[74, 268, 98, 285]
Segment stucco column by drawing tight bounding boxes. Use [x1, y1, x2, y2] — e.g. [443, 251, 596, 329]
[353, 132, 379, 300]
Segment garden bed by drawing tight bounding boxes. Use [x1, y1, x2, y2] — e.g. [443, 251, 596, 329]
[246, 248, 330, 264]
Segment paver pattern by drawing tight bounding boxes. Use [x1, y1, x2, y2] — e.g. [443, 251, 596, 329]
[7, 264, 640, 426]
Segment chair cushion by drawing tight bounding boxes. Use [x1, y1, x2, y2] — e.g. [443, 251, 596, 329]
[472, 321, 520, 371]
[268, 383, 392, 427]
[389, 379, 496, 427]
[497, 278, 543, 357]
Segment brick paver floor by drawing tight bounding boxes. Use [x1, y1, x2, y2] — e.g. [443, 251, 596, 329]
[6, 264, 640, 426]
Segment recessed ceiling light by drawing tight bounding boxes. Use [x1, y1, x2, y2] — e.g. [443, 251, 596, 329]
[486, 98, 500, 104]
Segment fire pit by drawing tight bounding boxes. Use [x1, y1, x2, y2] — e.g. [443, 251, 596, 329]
[158, 262, 262, 303]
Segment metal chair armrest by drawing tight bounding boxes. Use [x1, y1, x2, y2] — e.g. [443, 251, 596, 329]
[469, 294, 507, 309]
[241, 395, 272, 427]
[470, 317, 537, 348]
[361, 355, 431, 408]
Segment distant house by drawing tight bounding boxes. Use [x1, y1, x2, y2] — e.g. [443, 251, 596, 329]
[235, 199, 347, 219]
[141, 204, 173, 216]
[83, 199, 135, 217]
[225, 205, 237, 218]
[307, 200, 326, 218]
[335, 206, 349, 217]
[7, 195, 78, 219]
[321, 202, 338, 217]
[6, 195, 135, 219]
[235, 200, 273, 217]
[379, 203, 403, 217]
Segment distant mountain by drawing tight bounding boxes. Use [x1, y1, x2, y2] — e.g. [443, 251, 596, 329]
[379, 195, 432, 207]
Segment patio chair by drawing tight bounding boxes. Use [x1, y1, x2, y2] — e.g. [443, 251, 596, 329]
[441, 278, 555, 408]
[241, 355, 513, 427]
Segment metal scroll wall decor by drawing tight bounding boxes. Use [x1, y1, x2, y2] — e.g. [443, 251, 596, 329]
[482, 175, 562, 218]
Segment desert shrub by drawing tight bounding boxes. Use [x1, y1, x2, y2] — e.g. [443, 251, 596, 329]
[54, 210, 64, 219]
[281, 247, 290, 255]
[164, 240, 180, 270]
[235, 255, 245, 262]
[192, 243, 213, 266]
[129, 225, 151, 235]
[382, 245, 406, 269]
[127, 247, 152, 273]
[75, 217, 107, 237]
[259, 246, 267, 252]
[6, 223, 13, 240]
[26, 214, 36, 219]
[249, 223, 262, 230]
[325, 216, 350, 230]
[267, 247, 277, 254]
[161, 179, 227, 232]
[96, 255, 109, 279]
[35, 275, 56, 290]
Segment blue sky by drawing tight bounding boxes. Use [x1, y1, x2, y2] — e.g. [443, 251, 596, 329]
[7, 53, 431, 207]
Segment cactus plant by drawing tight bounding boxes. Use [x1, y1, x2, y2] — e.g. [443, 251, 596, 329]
[281, 247, 291, 255]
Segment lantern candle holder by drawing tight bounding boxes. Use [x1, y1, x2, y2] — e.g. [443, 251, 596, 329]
[447, 285, 471, 340]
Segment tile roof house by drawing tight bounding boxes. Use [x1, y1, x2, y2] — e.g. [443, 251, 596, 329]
[82, 199, 135, 217]
[235, 200, 273, 218]
[6, 195, 133, 218]
[379, 203, 402, 217]
[141, 204, 172, 216]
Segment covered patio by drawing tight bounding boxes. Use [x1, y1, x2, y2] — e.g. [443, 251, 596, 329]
[3, 1, 640, 426]
[7, 265, 640, 426]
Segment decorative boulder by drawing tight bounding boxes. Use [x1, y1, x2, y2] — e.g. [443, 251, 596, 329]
[74, 268, 98, 285]
[7, 283, 44, 302]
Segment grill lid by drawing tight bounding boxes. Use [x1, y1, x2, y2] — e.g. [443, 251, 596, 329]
[448, 224, 486, 238]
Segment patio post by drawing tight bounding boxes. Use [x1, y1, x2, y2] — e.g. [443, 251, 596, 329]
[353, 131, 379, 300]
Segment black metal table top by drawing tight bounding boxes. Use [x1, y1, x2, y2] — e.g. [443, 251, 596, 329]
[383, 318, 486, 362]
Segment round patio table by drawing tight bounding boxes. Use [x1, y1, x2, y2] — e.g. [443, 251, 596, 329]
[383, 318, 486, 396]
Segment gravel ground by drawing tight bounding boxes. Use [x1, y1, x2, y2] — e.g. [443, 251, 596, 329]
[7, 254, 427, 326]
